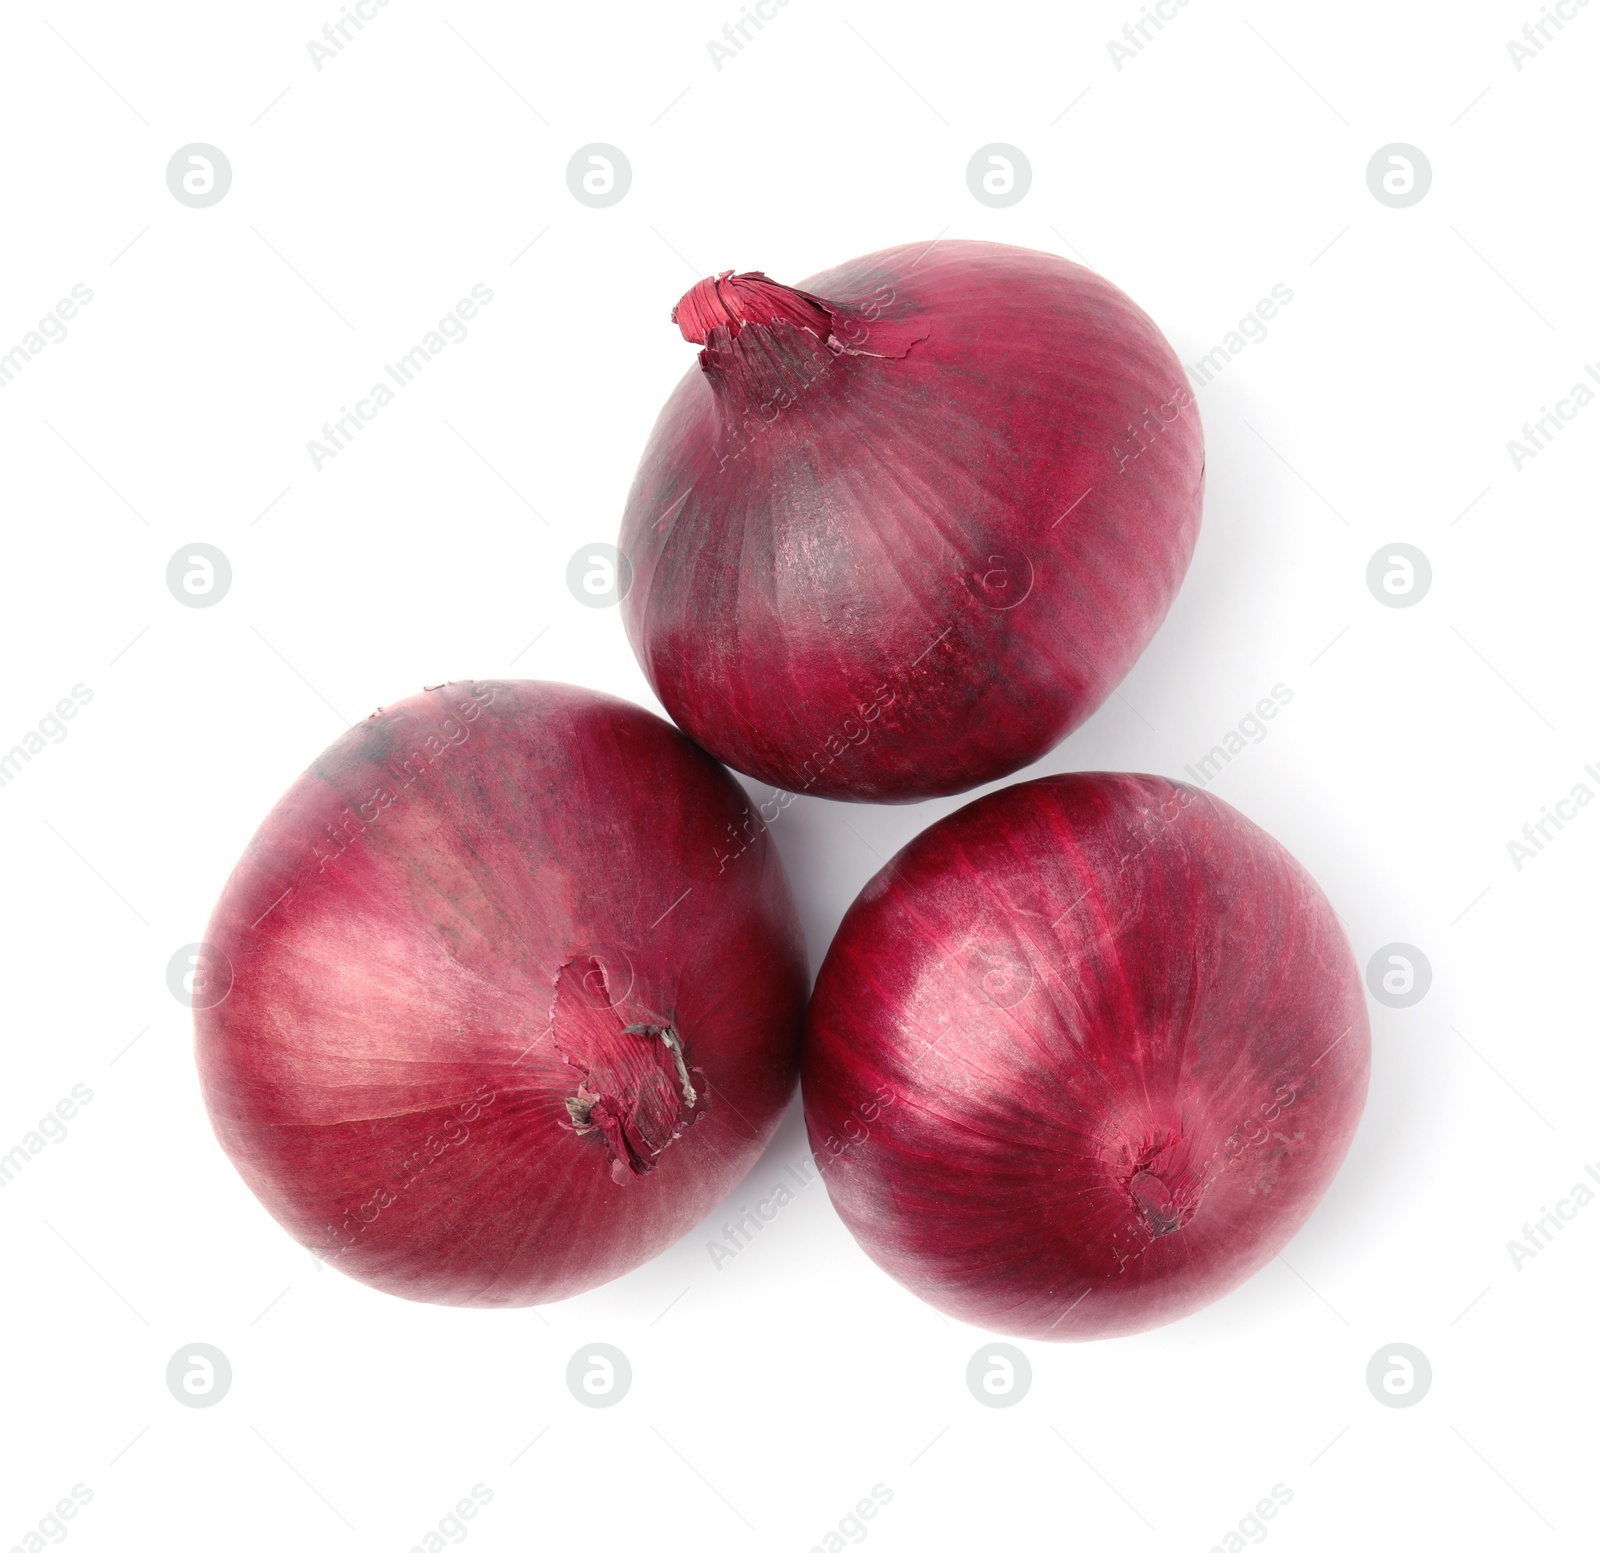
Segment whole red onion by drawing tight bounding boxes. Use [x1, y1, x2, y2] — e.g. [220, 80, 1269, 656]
[802, 773, 1369, 1340]
[196, 681, 806, 1306]
[620, 241, 1204, 802]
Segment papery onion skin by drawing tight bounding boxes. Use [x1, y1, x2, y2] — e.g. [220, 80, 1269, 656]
[620, 241, 1204, 803]
[801, 773, 1369, 1340]
[196, 680, 806, 1306]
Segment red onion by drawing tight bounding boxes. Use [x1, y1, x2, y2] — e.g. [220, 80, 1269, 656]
[802, 773, 1369, 1339]
[620, 241, 1204, 802]
[195, 681, 806, 1306]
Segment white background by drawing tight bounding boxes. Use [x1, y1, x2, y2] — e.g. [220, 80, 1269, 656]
[2, 1, 1596, 1548]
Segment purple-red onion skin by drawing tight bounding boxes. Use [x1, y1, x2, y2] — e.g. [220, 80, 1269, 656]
[802, 774, 1370, 1340]
[621, 242, 1204, 803]
[196, 681, 806, 1306]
